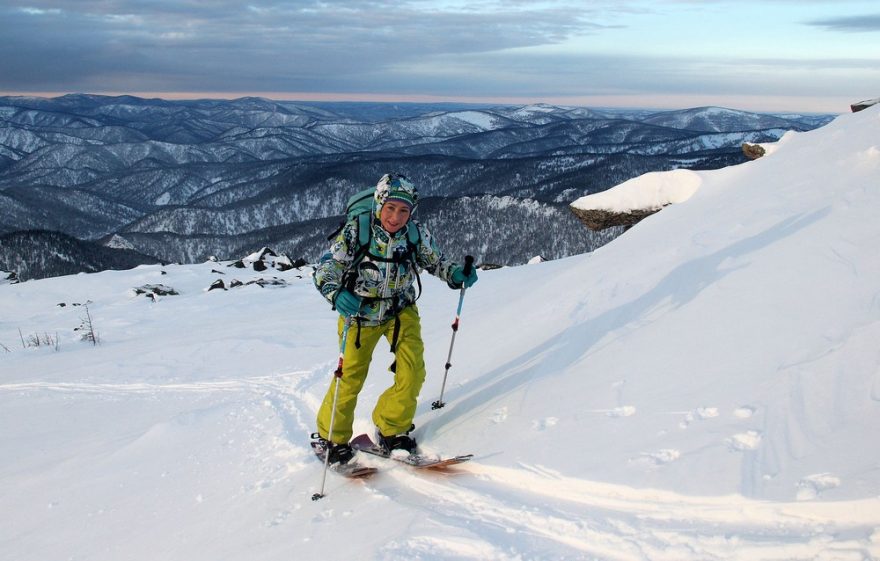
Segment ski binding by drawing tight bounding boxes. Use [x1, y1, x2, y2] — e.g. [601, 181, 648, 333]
[310, 440, 378, 479]
[350, 434, 473, 469]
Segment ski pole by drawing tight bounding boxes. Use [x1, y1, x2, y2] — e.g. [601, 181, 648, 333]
[432, 255, 474, 410]
[312, 315, 352, 501]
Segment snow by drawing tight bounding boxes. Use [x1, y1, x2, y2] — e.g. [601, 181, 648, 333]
[103, 234, 136, 250]
[571, 168, 703, 213]
[513, 103, 558, 115]
[854, 97, 880, 108]
[446, 110, 500, 130]
[2, 106, 880, 560]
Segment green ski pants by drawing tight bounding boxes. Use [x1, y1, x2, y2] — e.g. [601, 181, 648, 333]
[316, 305, 426, 444]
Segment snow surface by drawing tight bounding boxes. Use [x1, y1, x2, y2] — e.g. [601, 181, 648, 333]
[571, 168, 703, 213]
[446, 110, 501, 130]
[2, 106, 880, 560]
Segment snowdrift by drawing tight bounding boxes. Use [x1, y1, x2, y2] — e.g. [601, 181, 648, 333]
[467, 105, 880, 502]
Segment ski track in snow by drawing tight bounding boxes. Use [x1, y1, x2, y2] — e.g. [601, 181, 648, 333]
[0, 368, 329, 475]
[369, 463, 880, 561]
[0, 376, 303, 396]
[4, 371, 879, 560]
[0, 372, 323, 448]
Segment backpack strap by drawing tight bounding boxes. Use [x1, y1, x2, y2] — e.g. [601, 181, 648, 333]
[405, 221, 421, 246]
[403, 223, 423, 302]
[338, 213, 373, 295]
[356, 212, 372, 249]
[348, 212, 373, 277]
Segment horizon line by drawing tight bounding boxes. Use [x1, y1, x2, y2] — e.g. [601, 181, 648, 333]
[0, 90, 852, 114]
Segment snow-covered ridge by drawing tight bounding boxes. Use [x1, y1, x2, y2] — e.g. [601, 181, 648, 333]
[442, 110, 504, 130]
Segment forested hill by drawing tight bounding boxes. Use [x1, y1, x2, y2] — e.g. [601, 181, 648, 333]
[0, 230, 159, 281]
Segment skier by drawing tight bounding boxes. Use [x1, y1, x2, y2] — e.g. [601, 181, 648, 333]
[312, 172, 478, 464]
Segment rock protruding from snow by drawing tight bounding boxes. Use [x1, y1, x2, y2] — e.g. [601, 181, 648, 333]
[226, 277, 288, 289]
[851, 97, 879, 112]
[570, 169, 703, 231]
[570, 206, 663, 231]
[130, 284, 179, 300]
[230, 247, 302, 272]
[742, 142, 766, 160]
[1, 270, 19, 285]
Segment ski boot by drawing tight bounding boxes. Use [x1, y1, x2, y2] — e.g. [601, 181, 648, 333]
[310, 433, 354, 464]
[377, 424, 417, 454]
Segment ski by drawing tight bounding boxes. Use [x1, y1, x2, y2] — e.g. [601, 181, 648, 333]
[310, 440, 378, 479]
[350, 434, 473, 469]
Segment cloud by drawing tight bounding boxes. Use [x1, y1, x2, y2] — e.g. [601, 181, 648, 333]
[0, 1, 633, 93]
[397, 50, 880, 101]
[1, 0, 877, 110]
[805, 14, 880, 33]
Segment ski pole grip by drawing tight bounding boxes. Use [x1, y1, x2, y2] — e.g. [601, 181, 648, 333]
[463, 255, 474, 277]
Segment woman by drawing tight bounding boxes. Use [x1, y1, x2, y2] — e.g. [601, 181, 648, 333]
[312, 172, 478, 463]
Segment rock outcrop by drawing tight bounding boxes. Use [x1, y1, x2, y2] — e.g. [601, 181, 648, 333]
[742, 143, 766, 160]
[851, 98, 879, 113]
[569, 206, 662, 231]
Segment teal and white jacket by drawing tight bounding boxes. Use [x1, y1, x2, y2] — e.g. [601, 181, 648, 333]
[314, 217, 459, 325]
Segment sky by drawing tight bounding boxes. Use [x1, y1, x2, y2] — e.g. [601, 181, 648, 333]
[0, 0, 878, 113]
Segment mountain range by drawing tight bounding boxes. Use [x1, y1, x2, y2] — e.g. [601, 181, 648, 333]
[0, 94, 833, 279]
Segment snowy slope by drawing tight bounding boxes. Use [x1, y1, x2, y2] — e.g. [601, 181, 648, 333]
[1, 107, 879, 560]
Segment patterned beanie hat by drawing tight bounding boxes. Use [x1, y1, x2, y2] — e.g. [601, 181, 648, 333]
[374, 173, 418, 217]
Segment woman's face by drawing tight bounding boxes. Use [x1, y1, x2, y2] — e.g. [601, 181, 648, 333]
[379, 200, 412, 234]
